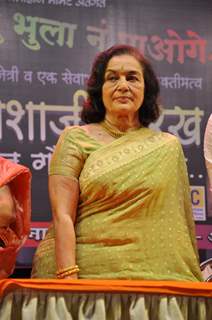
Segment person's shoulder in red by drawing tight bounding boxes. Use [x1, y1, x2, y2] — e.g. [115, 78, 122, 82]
[0, 157, 31, 278]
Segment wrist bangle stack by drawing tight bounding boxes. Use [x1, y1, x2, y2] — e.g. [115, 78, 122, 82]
[56, 265, 79, 279]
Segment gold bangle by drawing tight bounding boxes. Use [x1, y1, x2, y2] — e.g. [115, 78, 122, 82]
[57, 267, 80, 279]
[58, 266, 79, 277]
[57, 270, 78, 279]
[56, 265, 79, 277]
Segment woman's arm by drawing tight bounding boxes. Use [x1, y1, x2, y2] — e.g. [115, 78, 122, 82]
[49, 174, 79, 279]
[0, 185, 16, 228]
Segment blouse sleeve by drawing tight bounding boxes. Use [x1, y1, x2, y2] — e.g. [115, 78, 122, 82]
[204, 114, 212, 188]
[49, 127, 85, 180]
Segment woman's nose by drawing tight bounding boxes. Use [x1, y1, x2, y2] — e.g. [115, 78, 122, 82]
[117, 77, 129, 91]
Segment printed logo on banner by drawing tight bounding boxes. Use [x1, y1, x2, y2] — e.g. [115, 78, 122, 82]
[191, 186, 206, 221]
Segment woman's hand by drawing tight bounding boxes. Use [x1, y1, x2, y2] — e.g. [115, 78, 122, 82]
[49, 175, 80, 277]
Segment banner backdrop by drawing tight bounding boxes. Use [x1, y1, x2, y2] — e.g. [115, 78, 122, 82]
[0, 0, 211, 268]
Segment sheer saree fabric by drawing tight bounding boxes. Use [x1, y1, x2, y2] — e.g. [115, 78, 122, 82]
[31, 126, 202, 281]
[0, 157, 31, 277]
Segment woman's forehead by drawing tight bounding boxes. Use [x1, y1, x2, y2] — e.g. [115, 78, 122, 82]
[105, 54, 143, 73]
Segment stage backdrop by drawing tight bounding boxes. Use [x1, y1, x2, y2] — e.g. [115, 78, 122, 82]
[0, 0, 211, 268]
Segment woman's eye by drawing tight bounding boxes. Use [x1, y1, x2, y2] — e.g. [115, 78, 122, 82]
[127, 75, 138, 82]
[107, 75, 118, 82]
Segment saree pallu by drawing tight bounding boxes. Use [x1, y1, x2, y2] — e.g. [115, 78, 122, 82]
[0, 157, 31, 276]
[31, 126, 202, 281]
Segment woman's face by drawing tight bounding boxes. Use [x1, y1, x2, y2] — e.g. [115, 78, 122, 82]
[102, 54, 145, 118]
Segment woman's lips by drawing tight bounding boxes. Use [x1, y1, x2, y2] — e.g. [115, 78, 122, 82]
[115, 96, 131, 103]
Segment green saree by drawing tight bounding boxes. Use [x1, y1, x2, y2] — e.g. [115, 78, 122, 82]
[31, 126, 202, 281]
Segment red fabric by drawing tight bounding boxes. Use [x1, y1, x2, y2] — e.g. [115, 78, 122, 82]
[0, 157, 31, 276]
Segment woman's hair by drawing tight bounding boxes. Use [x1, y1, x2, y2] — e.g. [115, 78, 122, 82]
[81, 44, 161, 127]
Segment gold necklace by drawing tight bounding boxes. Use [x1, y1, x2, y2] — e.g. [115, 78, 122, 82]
[100, 120, 138, 138]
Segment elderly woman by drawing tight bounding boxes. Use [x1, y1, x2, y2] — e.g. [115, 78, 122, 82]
[0, 157, 31, 278]
[31, 44, 202, 281]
